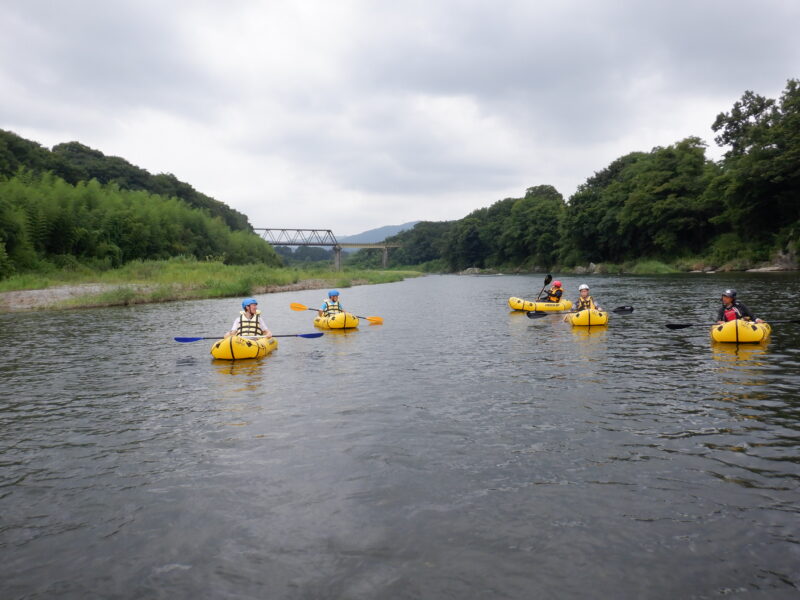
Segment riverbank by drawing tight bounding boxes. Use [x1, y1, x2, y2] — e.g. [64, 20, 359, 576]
[0, 258, 422, 312]
[456, 253, 798, 276]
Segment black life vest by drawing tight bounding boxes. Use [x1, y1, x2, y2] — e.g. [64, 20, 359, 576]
[237, 310, 264, 336]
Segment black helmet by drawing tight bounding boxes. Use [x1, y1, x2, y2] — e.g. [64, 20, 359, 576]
[722, 288, 737, 299]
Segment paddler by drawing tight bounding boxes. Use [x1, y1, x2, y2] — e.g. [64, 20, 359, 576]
[225, 298, 272, 338]
[716, 289, 763, 324]
[540, 280, 564, 303]
[318, 290, 344, 317]
[573, 284, 603, 311]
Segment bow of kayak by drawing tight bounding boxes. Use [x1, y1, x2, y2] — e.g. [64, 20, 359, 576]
[210, 336, 278, 360]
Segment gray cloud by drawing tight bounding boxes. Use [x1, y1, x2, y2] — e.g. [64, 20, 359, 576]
[1, 0, 798, 233]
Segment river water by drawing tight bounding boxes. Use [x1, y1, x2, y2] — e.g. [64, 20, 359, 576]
[1, 273, 799, 599]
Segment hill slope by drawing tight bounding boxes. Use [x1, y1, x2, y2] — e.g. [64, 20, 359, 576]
[0, 129, 251, 231]
[338, 221, 420, 244]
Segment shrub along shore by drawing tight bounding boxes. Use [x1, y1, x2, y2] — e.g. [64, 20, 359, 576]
[0, 257, 421, 312]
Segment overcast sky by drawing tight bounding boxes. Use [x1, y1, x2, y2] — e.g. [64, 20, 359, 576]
[1, 1, 798, 235]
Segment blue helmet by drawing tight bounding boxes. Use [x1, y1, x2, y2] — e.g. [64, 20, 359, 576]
[328, 290, 340, 298]
[241, 297, 258, 309]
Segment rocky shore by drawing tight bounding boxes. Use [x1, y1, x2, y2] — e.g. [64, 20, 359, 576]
[0, 278, 366, 313]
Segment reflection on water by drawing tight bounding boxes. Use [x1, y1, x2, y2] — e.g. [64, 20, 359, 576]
[711, 340, 769, 363]
[1, 273, 799, 598]
[569, 324, 609, 340]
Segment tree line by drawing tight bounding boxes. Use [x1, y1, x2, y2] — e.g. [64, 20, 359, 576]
[0, 130, 251, 232]
[349, 80, 800, 272]
[0, 171, 280, 279]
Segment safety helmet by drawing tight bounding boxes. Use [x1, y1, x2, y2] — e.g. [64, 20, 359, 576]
[553, 280, 562, 288]
[241, 297, 258, 309]
[578, 284, 589, 291]
[328, 290, 340, 298]
[722, 288, 737, 299]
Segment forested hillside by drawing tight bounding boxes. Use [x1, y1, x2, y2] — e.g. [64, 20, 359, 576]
[0, 132, 280, 279]
[350, 80, 800, 272]
[0, 130, 251, 231]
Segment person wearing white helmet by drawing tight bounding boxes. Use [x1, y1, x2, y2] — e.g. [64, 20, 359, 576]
[716, 289, 763, 324]
[574, 284, 602, 311]
[225, 297, 272, 338]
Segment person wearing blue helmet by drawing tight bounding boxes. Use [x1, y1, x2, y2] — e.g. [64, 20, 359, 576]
[318, 290, 344, 317]
[225, 297, 272, 338]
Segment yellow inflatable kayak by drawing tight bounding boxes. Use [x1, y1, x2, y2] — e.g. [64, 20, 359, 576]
[710, 320, 771, 343]
[566, 309, 609, 326]
[508, 297, 573, 312]
[314, 312, 359, 329]
[210, 336, 278, 360]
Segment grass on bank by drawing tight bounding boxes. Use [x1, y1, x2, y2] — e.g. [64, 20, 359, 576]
[0, 256, 422, 309]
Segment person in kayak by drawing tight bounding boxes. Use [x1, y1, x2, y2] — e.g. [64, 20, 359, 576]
[540, 280, 564, 303]
[318, 290, 344, 317]
[226, 298, 272, 338]
[716, 289, 763, 324]
[574, 284, 602, 311]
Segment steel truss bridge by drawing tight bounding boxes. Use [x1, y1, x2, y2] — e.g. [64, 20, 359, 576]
[254, 228, 400, 270]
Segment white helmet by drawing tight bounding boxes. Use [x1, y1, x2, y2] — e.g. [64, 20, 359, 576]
[578, 284, 589, 291]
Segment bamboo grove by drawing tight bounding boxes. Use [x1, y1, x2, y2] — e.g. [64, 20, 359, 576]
[349, 80, 800, 272]
[0, 135, 280, 279]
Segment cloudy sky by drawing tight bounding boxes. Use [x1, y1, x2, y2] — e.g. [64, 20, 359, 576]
[1, 1, 798, 235]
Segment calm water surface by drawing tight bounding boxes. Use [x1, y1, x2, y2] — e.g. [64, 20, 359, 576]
[1, 273, 799, 599]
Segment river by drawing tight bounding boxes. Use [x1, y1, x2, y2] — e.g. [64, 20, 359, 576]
[1, 273, 798, 599]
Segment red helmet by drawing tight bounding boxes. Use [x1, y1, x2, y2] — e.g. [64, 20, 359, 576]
[553, 280, 562, 287]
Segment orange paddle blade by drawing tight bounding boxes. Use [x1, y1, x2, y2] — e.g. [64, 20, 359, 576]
[365, 316, 383, 325]
[290, 302, 310, 311]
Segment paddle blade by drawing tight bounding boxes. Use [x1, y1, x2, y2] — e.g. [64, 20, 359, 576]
[290, 302, 310, 311]
[612, 306, 635, 314]
[174, 337, 205, 343]
[526, 311, 549, 319]
[665, 323, 695, 330]
[544, 273, 552, 285]
[365, 316, 383, 325]
[295, 332, 324, 338]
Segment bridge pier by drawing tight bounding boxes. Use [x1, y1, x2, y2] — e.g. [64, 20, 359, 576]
[334, 246, 342, 271]
[382, 246, 388, 268]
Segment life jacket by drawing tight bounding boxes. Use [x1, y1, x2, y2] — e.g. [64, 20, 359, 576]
[322, 300, 343, 317]
[237, 310, 264, 336]
[576, 295, 595, 311]
[545, 286, 564, 303]
[722, 304, 744, 322]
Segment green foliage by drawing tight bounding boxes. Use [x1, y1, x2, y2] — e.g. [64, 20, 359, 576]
[0, 130, 252, 232]
[0, 171, 280, 279]
[498, 185, 565, 267]
[275, 245, 334, 265]
[629, 260, 679, 275]
[708, 79, 800, 244]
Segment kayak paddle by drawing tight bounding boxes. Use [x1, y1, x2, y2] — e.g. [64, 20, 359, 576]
[289, 302, 384, 324]
[534, 273, 552, 302]
[612, 306, 634, 314]
[665, 319, 799, 330]
[526, 306, 633, 319]
[175, 333, 324, 343]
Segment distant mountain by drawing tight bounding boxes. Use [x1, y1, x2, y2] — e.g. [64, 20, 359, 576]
[337, 221, 420, 244]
